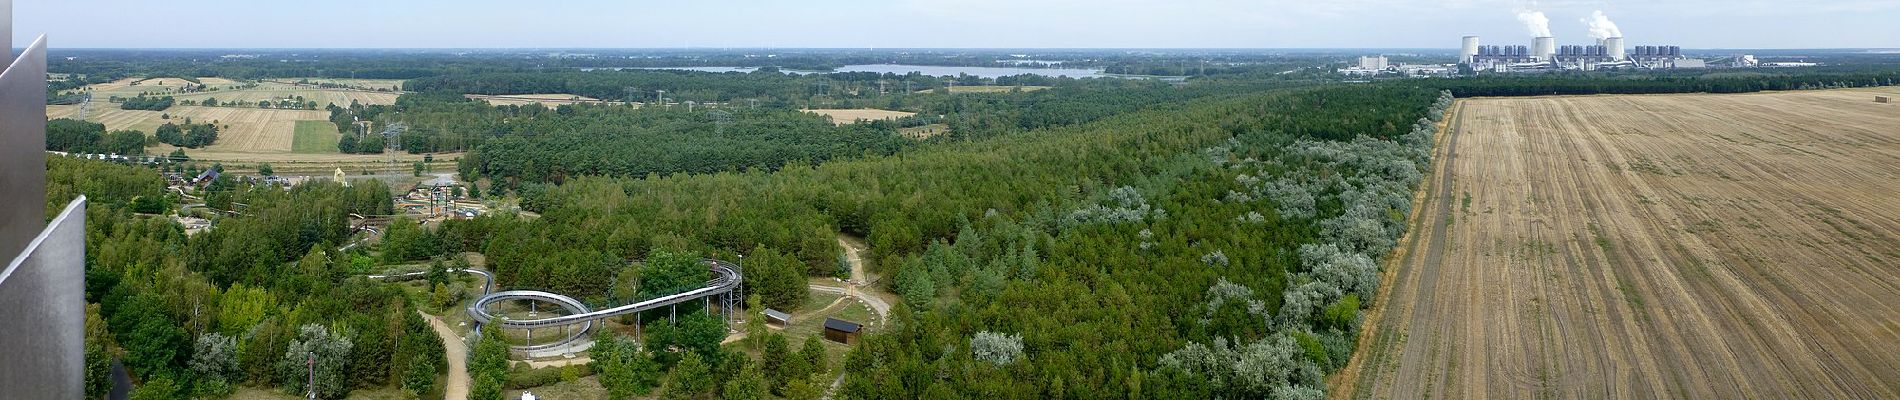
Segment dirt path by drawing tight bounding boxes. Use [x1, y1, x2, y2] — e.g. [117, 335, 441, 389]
[817, 234, 892, 324]
[1329, 99, 1465, 397]
[808, 284, 889, 325]
[836, 234, 871, 284]
[419, 312, 469, 400]
[818, 234, 890, 399]
[1338, 89, 1900, 399]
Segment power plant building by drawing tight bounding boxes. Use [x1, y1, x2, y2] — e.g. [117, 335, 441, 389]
[1457, 33, 1695, 72]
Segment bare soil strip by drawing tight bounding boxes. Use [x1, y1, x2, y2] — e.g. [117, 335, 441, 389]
[1338, 88, 1900, 399]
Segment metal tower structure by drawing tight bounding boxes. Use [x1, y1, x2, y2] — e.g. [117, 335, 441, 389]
[0, 0, 86, 396]
[722, 257, 744, 325]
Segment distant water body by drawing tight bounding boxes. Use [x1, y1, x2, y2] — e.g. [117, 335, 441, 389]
[588, 64, 1116, 79]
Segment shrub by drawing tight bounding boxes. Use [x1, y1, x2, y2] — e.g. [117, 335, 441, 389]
[972, 331, 1025, 366]
[506, 364, 593, 389]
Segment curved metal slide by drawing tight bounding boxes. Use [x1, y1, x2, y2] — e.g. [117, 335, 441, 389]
[368, 259, 740, 350]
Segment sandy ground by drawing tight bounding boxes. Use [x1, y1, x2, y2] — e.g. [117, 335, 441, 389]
[273, 78, 406, 91]
[464, 93, 621, 106]
[805, 108, 917, 125]
[915, 85, 1052, 94]
[1336, 87, 1900, 399]
[420, 312, 470, 400]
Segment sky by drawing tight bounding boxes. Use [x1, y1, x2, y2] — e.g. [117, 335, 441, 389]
[15, 0, 1900, 49]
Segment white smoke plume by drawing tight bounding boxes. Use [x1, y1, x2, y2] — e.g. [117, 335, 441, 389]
[1516, 10, 1552, 37]
[1582, 10, 1623, 39]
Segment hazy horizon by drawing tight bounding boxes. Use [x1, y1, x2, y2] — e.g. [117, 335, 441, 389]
[18, 0, 1900, 49]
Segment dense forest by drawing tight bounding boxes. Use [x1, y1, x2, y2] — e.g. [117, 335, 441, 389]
[463, 106, 908, 187]
[44, 48, 1354, 84]
[382, 70, 1315, 184]
[51, 157, 443, 400]
[403, 69, 949, 104]
[45, 47, 1900, 400]
[362, 83, 1443, 398]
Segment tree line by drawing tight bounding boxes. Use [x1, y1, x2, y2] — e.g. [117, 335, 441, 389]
[154, 121, 220, 148]
[47, 118, 146, 155]
[1424, 66, 1900, 96]
[50, 158, 434, 399]
[116, 95, 175, 111]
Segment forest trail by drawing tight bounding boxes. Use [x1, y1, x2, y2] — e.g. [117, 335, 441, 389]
[821, 233, 892, 324]
[419, 311, 470, 400]
[1329, 99, 1465, 398]
[837, 234, 870, 284]
[818, 233, 887, 399]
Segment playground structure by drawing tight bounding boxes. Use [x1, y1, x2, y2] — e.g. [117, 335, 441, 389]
[370, 258, 742, 352]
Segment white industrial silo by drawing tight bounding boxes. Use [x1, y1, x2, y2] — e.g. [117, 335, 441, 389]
[1461, 36, 1480, 64]
[1533, 37, 1556, 61]
[1604, 37, 1625, 60]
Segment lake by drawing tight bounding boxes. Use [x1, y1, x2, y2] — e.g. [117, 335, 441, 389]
[829, 64, 1108, 79]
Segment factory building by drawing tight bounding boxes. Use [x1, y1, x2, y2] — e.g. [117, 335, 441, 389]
[1551, 44, 1618, 69]
[1338, 55, 1390, 76]
[1467, 42, 1539, 72]
[1358, 56, 1388, 70]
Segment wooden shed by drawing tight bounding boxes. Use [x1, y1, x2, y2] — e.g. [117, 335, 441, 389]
[823, 317, 863, 345]
[762, 308, 791, 328]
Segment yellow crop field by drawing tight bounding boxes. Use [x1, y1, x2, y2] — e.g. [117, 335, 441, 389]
[174, 81, 399, 106]
[805, 108, 916, 125]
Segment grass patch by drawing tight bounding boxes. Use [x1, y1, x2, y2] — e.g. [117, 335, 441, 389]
[1587, 223, 1614, 253]
[292, 120, 342, 154]
[1615, 274, 1646, 309]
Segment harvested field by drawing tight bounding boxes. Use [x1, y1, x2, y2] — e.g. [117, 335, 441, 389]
[75, 77, 191, 98]
[806, 108, 916, 125]
[46, 105, 330, 153]
[149, 148, 459, 175]
[278, 77, 405, 91]
[1338, 87, 1900, 399]
[197, 77, 242, 86]
[463, 93, 613, 106]
[174, 81, 400, 106]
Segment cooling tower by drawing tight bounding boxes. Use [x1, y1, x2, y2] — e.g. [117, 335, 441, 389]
[1533, 37, 1556, 61]
[1605, 37, 1625, 59]
[1461, 36, 1480, 63]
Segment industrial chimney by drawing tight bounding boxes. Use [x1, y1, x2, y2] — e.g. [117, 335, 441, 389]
[1604, 37, 1625, 60]
[1533, 37, 1557, 62]
[1461, 36, 1480, 64]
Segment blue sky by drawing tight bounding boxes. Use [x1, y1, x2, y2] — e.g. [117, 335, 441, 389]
[16, 0, 1900, 49]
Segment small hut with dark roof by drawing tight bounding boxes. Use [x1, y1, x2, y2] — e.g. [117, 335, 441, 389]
[823, 317, 862, 344]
